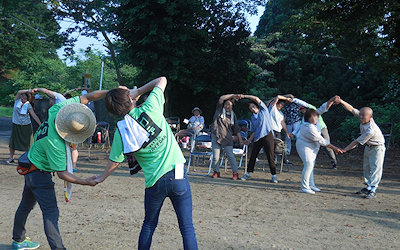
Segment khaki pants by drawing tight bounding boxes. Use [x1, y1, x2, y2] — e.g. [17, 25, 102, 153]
[363, 145, 386, 189]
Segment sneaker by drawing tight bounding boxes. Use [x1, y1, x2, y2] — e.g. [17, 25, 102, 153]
[240, 172, 251, 181]
[284, 159, 293, 165]
[301, 188, 315, 194]
[356, 188, 369, 195]
[212, 171, 220, 178]
[232, 172, 238, 180]
[310, 186, 321, 192]
[11, 237, 40, 250]
[365, 190, 376, 199]
[271, 175, 278, 183]
[332, 163, 337, 170]
[6, 158, 15, 164]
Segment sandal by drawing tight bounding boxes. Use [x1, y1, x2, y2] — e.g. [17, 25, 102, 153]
[6, 158, 15, 164]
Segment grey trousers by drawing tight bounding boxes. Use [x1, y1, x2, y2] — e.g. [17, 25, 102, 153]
[211, 134, 238, 173]
[320, 127, 337, 164]
[363, 145, 385, 189]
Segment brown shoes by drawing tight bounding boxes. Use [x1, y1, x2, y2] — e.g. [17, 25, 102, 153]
[232, 172, 239, 180]
[212, 171, 220, 178]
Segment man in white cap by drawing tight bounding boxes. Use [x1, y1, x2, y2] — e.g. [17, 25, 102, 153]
[339, 99, 386, 199]
[11, 90, 107, 250]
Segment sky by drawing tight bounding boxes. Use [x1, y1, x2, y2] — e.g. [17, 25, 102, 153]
[56, 6, 265, 62]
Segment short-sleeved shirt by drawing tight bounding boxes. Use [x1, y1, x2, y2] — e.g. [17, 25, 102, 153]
[251, 101, 273, 142]
[283, 102, 302, 125]
[54, 92, 66, 104]
[268, 103, 284, 132]
[12, 100, 33, 125]
[211, 103, 239, 146]
[352, 109, 385, 146]
[28, 96, 81, 172]
[109, 87, 185, 188]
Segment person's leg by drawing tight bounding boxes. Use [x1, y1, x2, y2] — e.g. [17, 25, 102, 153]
[367, 146, 386, 191]
[321, 128, 337, 166]
[169, 177, 198, 250]
[246, 139, 263, 173]
[211, 134, 221, 173]
[12, 178, 37, 242]
[224, 145, 238, 173]
[30, 171, 65, 250]
[301, 158, 315, 190]
[139, 178, 167, 250]
[285, 124, 293, 155]
[71, 147, 78, 170]
[363, 147, 371, 185]
[262, 132, 277, 176]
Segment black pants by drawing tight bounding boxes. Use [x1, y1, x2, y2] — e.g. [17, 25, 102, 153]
[247, 132, 276, 175]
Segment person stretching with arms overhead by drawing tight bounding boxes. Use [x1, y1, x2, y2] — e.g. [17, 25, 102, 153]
[95, 77, 198, 250]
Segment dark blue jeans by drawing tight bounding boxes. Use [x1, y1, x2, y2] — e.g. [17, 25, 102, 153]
[138, 170, 198, 250]
[12, 170, 65, 250]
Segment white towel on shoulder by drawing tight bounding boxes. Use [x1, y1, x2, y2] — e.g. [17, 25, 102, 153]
[117, 114, 150, 154]
[17, 100, 30, 115]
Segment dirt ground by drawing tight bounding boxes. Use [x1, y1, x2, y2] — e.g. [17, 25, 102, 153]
[0, 137, 399, 250]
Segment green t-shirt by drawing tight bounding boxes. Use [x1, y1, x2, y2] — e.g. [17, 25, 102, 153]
[109, 87, 186, 188]
[28, 97, 81, 172]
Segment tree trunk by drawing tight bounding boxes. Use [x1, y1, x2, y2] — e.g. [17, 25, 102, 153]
[101, 30, 123, 85]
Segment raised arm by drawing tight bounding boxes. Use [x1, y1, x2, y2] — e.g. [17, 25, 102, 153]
[242, 94, 261, 105]
[80, 90, 109, 105]
[218, 94, 243, 104]
[293, 97, 312, 109]
[270, 95, 293, 108]
[15, 89, 33, 100]
[339, 99, 358, 116]
[129, 77, 168, 101]
[34, 88, 56, 99]
[63, 87, 89, 96]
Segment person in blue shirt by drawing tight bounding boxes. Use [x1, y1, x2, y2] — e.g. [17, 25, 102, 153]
[241, 94, 285, 183]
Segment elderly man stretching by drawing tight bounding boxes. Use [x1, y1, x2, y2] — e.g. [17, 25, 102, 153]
[339, 99, 386, 199]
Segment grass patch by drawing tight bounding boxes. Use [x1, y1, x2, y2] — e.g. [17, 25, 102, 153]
[0, 106, 13, 118]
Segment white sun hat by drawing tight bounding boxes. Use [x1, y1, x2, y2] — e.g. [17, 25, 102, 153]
[55, 103, 96, 143]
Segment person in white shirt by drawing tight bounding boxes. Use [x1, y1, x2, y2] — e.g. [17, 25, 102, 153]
[296, 109, 342, 194]
[339, 99, 386, 199]
[267, 95, 292, 140]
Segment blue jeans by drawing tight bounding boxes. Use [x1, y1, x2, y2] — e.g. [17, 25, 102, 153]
[138, 170, 198, 250]
[12, 170, 65, 250]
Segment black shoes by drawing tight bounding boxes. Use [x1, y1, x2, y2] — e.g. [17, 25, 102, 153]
[365, 190, 377, 199]
[356, 188, 369, 195]
[332, 163, 337, 170]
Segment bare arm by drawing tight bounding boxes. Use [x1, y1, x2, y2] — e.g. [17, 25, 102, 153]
[34, 88, 56, 99]
[95, 160, 121, 183]
[218, 94, 243, 104]
[16, 89, 33, 100]
[57, 171, 97, 186]
[28, 109, 41, 126]
[325, 95, 340, 110]
[340, 99, 356, 114]
[326, 144, 343, 154]
[245, 133, 255, 145]
[129, 77, 168, 100]
[281, 120, 290, 138]
[80, 90, 108, 105]
[343, 140, 359, 152]
[242, 94, 261, 105]
[63, 87, 89, 96]
[271, 95, 293, 107]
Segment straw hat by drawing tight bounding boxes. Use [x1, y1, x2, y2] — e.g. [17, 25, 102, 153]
[55, 103, 96, 143]
[192, 107, 202, 114]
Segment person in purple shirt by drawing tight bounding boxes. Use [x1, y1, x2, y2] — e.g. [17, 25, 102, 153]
[240, 94, 281, 183]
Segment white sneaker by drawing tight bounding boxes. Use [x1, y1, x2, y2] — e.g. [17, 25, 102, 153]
[301, 188, 315, 194]
[310, 186, 321, 192]
[240, 172, 251, 180]
[271, 175, 278, 183]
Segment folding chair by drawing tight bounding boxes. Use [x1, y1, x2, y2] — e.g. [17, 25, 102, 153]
[379, 123, 393, 150]
[186, 134, 213, 175]
[88, 121, 111, 159]
[220, 144, 248, 173]
[274, 138, 288, 173]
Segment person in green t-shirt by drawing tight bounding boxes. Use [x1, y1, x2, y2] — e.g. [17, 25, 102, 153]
[95, 77, 198, 250]
[11, 90, 108, 250]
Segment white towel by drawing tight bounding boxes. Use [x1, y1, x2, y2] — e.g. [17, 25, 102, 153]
[64, 143, 73, 202]
[17, 100, 30, 115]
[117, 115, 150, 154]
[221, 108, 235, 125]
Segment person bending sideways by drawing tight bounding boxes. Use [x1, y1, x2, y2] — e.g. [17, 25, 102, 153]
[296, 109, 343, 194]
[95, 77, 198, 250]
[339, 99, 386, 199]
[240, 95, 278, 183]
[293, 96, 340, 169]
[210, 94, 244, 180]
[11, 91, 105, 250]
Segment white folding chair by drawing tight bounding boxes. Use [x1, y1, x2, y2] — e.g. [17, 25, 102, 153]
[220, 144, 248, 173]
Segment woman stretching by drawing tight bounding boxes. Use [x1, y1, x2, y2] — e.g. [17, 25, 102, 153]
[296, 109, 342, 194]
[7, 89, 41, 164]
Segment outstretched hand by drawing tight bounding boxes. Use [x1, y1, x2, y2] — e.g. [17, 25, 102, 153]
[232, 94, 243, 100]
[85, 176, 98, 186]
[334, 95, 341, 104]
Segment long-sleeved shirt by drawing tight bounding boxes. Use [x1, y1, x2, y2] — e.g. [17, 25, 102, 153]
[297, 122, 330, 147]
[211, 103, 239, 146]
[292, 99, 329, 136]
[352, 109, 385, 146]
